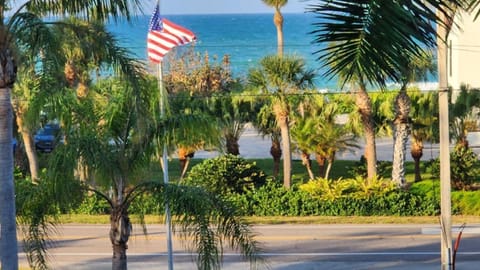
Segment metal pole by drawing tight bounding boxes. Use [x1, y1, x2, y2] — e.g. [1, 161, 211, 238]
[437, 10, 452, 270]
[157, 63, 174, 270]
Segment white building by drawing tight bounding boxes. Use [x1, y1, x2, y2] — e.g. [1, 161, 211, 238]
[448, 9, 480, 90]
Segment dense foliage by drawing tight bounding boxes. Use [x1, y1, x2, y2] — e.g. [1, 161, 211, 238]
[427, 145, 480, 190]
[182, 154, 267, 195]
[69, 177, 480, 217]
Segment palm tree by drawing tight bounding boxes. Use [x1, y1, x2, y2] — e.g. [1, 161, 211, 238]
[409, 89, 439, 182]
[47, 76, 261, 270]
[252, 101, 283, 177]
[291, 93, 359, 179]
[261, 0, 288, 56]
[391, 51, 436, 187]
[0, 1, 141, 268]
[248, 55, 315, 188]
[308, 0, 459, 180]
[449, 85, 480, 149]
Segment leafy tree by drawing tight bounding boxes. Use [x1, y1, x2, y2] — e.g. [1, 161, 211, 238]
[163, 51, 237, 177]
[248, 55, 315, 188]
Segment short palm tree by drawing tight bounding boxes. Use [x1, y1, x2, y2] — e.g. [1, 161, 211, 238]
[449, 85, 480, 149]
[409, 89, 439, 182]
[248, 55, 315, 188]
[291, 94, 359, 179]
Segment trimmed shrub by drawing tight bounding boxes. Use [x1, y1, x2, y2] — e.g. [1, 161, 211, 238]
[182, 154, 267, 195]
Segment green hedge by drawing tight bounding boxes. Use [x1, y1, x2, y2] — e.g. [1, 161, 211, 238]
[53, 179, 480, 217]
[228, 181, 439, 216]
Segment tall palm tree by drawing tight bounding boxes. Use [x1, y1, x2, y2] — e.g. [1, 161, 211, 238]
[248, 55, 315, 188]
[0, 1, 141, 268]
[308, 0, 459, 180]
[261, 0, 288, 56]
[391, 51, 436, 187]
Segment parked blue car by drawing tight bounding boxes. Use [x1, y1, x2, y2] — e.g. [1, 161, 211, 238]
[34, 123, 60, 153]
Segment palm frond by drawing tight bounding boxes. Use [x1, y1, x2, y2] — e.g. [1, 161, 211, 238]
[308, 0, 459, 87]
[23, 0, 143, 22]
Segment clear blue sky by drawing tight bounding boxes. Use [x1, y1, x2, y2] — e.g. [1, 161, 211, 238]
[144, 0, 310, 15]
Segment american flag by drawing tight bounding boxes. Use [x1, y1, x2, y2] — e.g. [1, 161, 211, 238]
[147, 6, 196, 63]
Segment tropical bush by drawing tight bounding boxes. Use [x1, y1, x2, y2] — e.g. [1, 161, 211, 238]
[298, 176, 397, 201]
[182, 154, 267, 195]
[426, 146, 480, 190]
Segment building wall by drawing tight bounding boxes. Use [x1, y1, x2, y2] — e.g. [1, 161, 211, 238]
[448, 10, 480, 90]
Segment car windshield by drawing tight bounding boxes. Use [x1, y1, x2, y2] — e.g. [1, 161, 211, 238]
[37, 128, 56, 136]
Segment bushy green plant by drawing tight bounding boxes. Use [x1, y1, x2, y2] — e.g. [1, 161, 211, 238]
[298, 178, 355, 201]
[182, 154, 267, 195]
[426, 146, 480, 190]
[299, 176, 397, 201]
[349, 176, 397, 199]
[73, 194, 111, 215]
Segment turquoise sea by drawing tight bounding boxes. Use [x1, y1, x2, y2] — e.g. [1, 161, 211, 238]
[107, 13, 336, 87]
[107, 13, 437, 90]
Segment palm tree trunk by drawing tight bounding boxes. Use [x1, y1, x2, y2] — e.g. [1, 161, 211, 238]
[225, 133, 240, 155]
[0, 87, 19, 270]
[392, 89, 411, 187]
[278, 114, 292, 188]
[178, 147, 194, 179]
[110, 203, 132, 270]
[315, 155, 327, 178]
[355, 88, 377, 180]
[274, 7, 284, 56]
[300, 151, 314, 179]
[411, 138, 424, 183]
[325, 157, 334, 180]
[14, 111, 40, 181]
[270, 135, 282, 178]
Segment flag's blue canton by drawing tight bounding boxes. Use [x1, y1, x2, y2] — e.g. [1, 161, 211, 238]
[148, 6, 163, 31]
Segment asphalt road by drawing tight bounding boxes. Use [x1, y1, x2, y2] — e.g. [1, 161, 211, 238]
[18, 223, 480, 269]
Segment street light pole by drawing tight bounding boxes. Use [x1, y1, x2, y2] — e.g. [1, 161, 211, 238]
[437, 10, 452, 270]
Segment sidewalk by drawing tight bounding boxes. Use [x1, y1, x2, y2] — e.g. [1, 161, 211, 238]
[196, 126, 480, 161]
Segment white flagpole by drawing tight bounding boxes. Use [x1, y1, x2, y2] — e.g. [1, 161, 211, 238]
[157, 62, 174, 270]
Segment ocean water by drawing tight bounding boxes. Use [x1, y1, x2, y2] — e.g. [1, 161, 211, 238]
[107, 13, 336, 87]
[107, 13, 437, 90]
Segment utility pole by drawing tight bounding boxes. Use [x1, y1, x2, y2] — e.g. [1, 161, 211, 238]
[437, 10, 452, 270]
